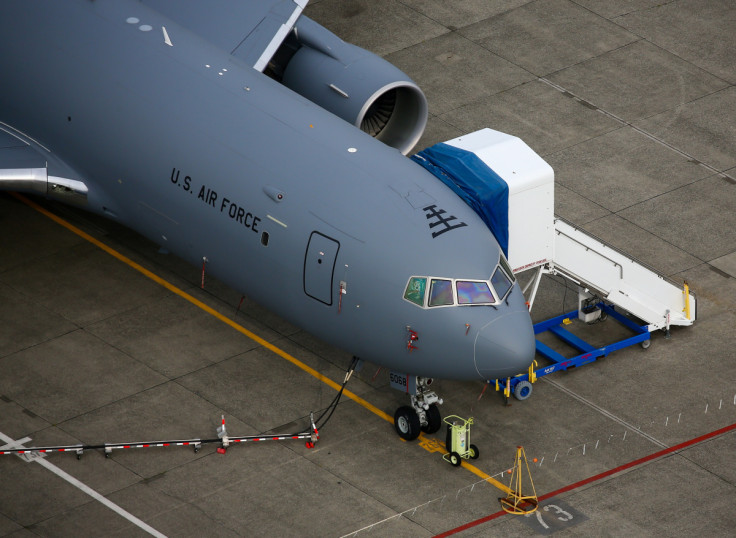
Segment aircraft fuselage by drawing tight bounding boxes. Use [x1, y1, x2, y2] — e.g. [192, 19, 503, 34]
[0, 0, 535, 381]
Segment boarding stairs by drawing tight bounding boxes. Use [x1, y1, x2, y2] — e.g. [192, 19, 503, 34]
[440, 128, 695, 333]
[545, 218, 694, 331]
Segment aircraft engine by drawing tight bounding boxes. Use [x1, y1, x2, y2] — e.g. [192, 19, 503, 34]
[275, 17, 428, 155]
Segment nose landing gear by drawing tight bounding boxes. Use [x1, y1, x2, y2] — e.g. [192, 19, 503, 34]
[392, 376, 443, 441]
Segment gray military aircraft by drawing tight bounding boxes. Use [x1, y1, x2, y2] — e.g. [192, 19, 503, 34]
[0, 0, 535, 441]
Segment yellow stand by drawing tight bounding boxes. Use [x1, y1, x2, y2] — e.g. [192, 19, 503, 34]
[499, 446, 538, 514]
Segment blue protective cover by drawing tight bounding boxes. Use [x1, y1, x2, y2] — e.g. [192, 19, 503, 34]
[411, 143, 509, 257]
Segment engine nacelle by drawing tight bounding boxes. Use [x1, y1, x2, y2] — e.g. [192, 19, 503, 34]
[278, 17, 427, 155]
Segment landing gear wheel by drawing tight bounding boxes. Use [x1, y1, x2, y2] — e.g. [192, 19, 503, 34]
[469, 444, 480, 460]
[449, 452, 462, 467]
[513, 380, 533, 401]
[394, 406, 421, 441]
[421, 404, 442, 434]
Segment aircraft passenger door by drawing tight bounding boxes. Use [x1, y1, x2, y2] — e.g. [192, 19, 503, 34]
[304, 231, 340, 305]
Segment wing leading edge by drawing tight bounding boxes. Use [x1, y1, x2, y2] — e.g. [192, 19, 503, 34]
[140, 0, 308, 71]
[0, 124, 88, 206]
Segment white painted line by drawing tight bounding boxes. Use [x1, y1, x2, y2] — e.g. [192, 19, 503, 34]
[1, 436, 32, 449]
[538, 77, 735, 183]
[542, 377, 668, 449]
[1, 435, 48, 463]
[0, 431, 167, 537]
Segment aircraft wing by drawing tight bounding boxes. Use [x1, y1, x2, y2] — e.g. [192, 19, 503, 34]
[0, 124, 88, 204]
[0, 128, 44, 169]
[141, 0, 308, 71]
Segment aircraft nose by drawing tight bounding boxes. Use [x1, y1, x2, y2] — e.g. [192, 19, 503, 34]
[474, 310, 535, 379]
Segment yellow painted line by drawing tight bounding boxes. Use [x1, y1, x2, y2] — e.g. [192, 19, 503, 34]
[417, 434, 511, 494]
[15, 192, 508, 493]
[13, 193, 390, 421]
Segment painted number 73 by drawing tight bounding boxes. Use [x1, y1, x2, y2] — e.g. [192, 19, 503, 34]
[525, 504, 573, 529]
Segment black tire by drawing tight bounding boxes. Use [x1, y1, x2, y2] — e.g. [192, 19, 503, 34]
[514, 380, 533, 401]
[394, 406, 421, 441]
[421, 404, 442, 434]
[469, 444, 480, 460]
[449, 452, 462, 467]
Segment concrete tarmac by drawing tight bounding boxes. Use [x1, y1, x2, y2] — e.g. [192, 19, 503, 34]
[2, 1, 735, 536]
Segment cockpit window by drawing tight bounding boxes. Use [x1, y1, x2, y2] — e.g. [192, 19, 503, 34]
[491, 265, 513, 300]
[403, 270, 510, 309]
[403, 277, 427, 306]
[456, 281, 494, 304]
[499, 253, 516, 282]
[429, 279, 454, 306]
